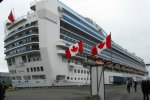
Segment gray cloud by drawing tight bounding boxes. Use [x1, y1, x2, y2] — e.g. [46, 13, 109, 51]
[0, 0, 150, 72]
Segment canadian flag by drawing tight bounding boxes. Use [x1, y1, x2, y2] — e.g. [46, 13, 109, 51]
[65, 41, 83, 59]
[91, 34, 111, 56]
[8, 10, 15, 23]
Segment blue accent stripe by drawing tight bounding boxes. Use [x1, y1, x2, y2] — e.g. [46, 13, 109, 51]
[62, 15, 103, 40]
[63, 9, 102, 35]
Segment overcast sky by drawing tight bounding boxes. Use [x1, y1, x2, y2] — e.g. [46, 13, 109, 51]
[0, 0, 150, 72]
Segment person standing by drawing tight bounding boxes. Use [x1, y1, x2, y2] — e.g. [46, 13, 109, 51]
[134, 81, 137, 92]
[2, 81, 7, 98]
[130, 81, 133, 87]
[126, 80, 131, 93]
[0, 80, 4, 100]
[141, 80, 149, 100]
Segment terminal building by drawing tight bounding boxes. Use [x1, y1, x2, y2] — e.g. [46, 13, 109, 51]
[4, 0, 148, 87]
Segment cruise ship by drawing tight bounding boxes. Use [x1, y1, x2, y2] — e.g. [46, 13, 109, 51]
[4, 0, 148, 87]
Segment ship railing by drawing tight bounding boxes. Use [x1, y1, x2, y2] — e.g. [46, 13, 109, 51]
[5, 48, 39, 59]
[6, 15, 27, 30]
[4, 32, 38, 47]
[5, 22, 38, 41]
[5, 40, 39, 53]
[5, 10, 35, 31]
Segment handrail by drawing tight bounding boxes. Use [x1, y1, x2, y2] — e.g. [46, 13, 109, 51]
[5, 24, 38, 41]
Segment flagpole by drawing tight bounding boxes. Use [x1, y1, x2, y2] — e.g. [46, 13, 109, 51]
[110, 32, 113, 71]
[12, 8, 15, 20]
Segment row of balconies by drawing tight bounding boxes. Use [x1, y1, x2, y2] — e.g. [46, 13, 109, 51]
[60, 31, 144, 68]
[5, 21, 38, 41]
[7, 52, 41, 66]
[112, 42, 143, 63]
[60, 26, 144, 66]
[5, 32, 38, 47]
[5, 41, 39, 54]
[5, 45, 39, 60]
[56, 40, 147, 73]
[61, 17, 133, 62]
[6, 15, 27, 31]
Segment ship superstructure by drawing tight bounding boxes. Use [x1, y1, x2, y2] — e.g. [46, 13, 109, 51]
[4, 0, 148, 87]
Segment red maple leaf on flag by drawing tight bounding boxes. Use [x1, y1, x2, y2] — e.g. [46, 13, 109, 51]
[98, 42, 105, 49]
[71, 45, 78, 52]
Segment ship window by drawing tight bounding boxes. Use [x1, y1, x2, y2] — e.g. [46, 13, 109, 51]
[71, 77, 73, 80]
[31, 21, 38, 26]
[78, 69, 80, 73]
[81, 70, 83, 74]
[31, 37, 39, 42]
[12, 44, 15, 47]
[32, 75, 46, 80]
[37, 67, 40, 71]
[34, 67, 36, 72]
[84, 78, 86, 80]
[74, 77, 76, 80]
[81, 78, 83, 80]
[22, 56, 27, 63]
[30, 68, 33, 72]
[74, 69, 77, 73]
[32, 45, 39, 50]
[40, 66, 44, 71]
[67, 76, 70, 80]
[18, 41, 23, 44]
[18, 26, 23, 30]
[78, 78, 80, 80]
[27, 68, 29, 72]
[84, 70, 86, 74]
[87, 71, 89, 74]
[32, 29, 39, 33]
[25, 24, 30, 27]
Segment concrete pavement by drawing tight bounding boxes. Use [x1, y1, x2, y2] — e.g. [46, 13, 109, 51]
[5, 85, 144, 100]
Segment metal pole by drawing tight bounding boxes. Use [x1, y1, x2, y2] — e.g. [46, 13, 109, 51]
[86, 69, 90, 85]
[103, 66, 105, 100]
[12, 8, 15, 20]
[98, 66, 103, 94]
[90, 66, 92, 96]
[110, 33, 113, 71]
[96, 66, 98, 96]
